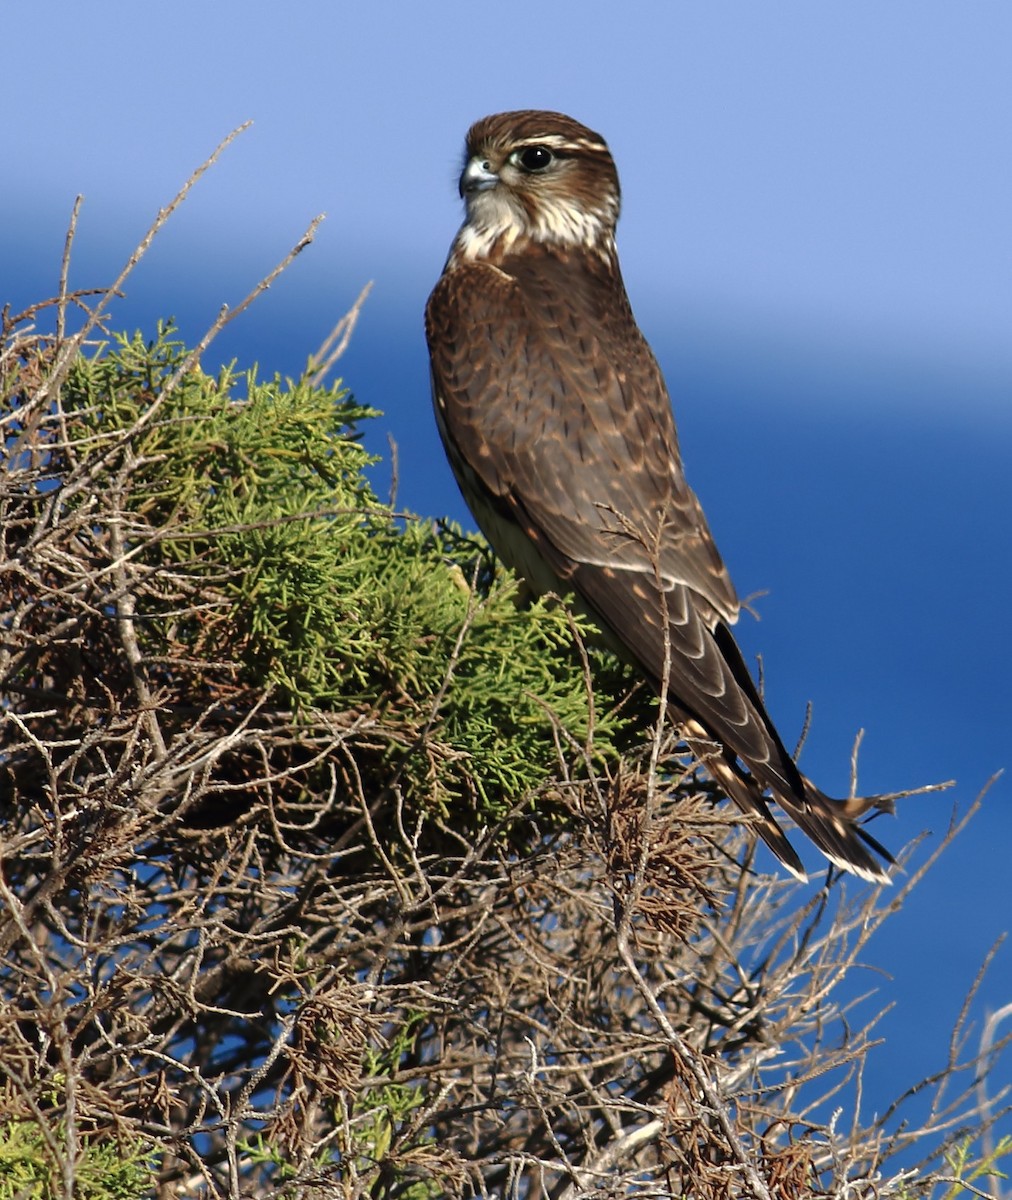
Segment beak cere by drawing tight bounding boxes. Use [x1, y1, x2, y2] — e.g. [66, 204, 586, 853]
[460, 156, 499, 197]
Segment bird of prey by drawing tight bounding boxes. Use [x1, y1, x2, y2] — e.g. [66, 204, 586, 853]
[425, 110, 892, 883]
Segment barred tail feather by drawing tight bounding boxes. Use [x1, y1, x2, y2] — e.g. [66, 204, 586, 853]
[686, 734, 808, 882]
[687, 724, 893, 884]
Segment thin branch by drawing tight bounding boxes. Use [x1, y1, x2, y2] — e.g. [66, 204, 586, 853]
[56, 194, 82, 343]
[35, 121, 254, 405]
[307, 279, 373, 385]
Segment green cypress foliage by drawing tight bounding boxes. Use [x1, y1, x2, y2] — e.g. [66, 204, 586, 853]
[59, 323, 638, 827]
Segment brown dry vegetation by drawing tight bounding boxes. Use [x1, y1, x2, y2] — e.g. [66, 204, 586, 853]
[1, 128, 1008, 1200]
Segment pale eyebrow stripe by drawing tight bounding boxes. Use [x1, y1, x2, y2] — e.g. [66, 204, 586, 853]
[516, 134, 609, 154]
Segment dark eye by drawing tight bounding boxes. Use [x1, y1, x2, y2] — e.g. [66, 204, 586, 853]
[517, 145, 554, 172]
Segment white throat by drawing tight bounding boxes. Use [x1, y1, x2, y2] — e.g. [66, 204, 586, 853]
[454, 186, 617, 264]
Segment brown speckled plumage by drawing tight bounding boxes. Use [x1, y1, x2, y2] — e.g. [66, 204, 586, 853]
[426, 110, 893, 883]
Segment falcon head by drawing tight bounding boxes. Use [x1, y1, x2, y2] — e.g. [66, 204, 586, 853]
[450, 110, 621, 266]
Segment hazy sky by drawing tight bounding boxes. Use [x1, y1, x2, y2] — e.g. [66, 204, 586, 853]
[6, 0, 1010, 1143]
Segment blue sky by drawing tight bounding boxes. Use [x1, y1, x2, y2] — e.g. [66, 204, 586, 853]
[6, 0, 1010, 1145]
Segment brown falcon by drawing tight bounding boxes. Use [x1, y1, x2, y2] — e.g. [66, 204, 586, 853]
[425, 110, 892, 883]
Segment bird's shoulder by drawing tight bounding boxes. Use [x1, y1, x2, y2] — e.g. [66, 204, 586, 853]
[425, 259, 520, 329]
[426, 247, 739, 626]
[427, 247, 660, 409]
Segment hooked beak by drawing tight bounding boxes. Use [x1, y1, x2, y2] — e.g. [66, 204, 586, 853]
[459, 156, 499, 198]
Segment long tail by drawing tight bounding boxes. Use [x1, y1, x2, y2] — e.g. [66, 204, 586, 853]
[775, 777, 893, 883]
[686, 726, 893, 884]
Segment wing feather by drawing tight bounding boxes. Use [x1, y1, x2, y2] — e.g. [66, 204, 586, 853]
[427, 255, 739, 623]
[425, 110, 893, 884]
[426, 253, 808, 789]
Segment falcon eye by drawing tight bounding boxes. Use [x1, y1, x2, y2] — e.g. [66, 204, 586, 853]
[515, 145, 554, 172]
